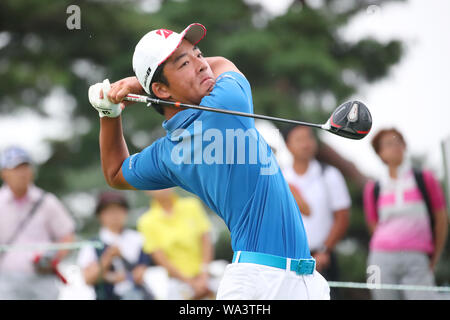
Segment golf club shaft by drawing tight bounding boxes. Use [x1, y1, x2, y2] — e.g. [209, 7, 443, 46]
[124, 94, 324, 129]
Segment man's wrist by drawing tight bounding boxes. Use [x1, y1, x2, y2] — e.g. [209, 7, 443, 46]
[89, 79, 123, 118]
[100, 115, 122, 123]
[98, 107, 122, 118]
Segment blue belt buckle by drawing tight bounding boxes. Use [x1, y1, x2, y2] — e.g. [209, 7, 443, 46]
[296, 259, 315, 275]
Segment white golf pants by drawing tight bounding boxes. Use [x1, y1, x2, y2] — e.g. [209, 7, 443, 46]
[216, 262, 330, 300]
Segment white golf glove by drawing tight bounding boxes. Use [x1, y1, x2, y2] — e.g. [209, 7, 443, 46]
[88, 79, 122, 118]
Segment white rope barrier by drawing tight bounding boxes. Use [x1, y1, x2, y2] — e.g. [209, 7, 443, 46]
[2, 242, 450, 294]
[0, 240, 104, 252]
[328, 281, 450, 292]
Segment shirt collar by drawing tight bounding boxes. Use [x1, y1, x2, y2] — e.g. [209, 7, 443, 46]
[0, 183, 40, 203]
[149, 194, 179, 216]
[308, 160, 321, 176]
[290, 159, 320, 178]
[99, 227, 123, 245]
[162, 108, 201, 134]
[381, 158, 413, 185]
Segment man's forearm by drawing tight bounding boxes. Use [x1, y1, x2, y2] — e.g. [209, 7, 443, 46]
[201, 233, 213, 271]
[288, 184, 311, 216]
[432, 209, 448, 265]
[324, 209, 350, 251]
[54, 233, 75, 261]
[152, 250, 189, 282]
[100, 116, 129, 188]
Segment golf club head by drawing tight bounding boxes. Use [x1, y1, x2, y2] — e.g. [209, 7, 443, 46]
[323, 100, 372, 140]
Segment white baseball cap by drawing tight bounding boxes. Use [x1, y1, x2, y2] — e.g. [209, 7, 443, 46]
[132, 23, 207, 94]
[0, 146, 32, 169]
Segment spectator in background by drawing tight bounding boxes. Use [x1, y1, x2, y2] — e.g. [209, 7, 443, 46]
[282, 126, 351, 299]
[0, 146, 75, 300]
[363, 128, 448, 300]
[138, 188, 215, 299]
[77, 191, 154, 300]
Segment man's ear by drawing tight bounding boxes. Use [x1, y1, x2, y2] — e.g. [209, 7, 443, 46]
[152, 82, 171, 100]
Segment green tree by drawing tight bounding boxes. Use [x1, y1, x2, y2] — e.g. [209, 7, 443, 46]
[0, 0, 403, 194]
[1, 0, 408, 298]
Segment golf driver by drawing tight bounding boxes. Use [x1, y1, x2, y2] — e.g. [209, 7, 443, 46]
[124, 94, 372, 140]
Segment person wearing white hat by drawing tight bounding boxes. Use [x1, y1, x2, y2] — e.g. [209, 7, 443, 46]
[88, 23, 330, 300]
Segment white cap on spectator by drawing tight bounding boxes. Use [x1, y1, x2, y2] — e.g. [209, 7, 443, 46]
[0, 146, 32, 169]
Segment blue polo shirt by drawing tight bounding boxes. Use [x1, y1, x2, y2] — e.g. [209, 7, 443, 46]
[122, 72, 311, 259]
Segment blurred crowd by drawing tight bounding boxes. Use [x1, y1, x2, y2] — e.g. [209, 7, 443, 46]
[0, 126, 448, 300]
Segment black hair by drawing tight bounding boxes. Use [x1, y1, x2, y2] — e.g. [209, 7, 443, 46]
[149, 61, 169, 115]
[281, 124, 318, 143]
[280, 124, 299, 142]
[95, 191, 129, 215]
[371, 127, 406, 155]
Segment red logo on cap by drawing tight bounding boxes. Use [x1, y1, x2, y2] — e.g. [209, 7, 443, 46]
[156, 29, 173, 39]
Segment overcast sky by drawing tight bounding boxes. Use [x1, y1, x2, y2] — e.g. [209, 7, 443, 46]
[1, 0, 450, 181]
[252, 0, 450, 182]
[323, 0, 450, 180]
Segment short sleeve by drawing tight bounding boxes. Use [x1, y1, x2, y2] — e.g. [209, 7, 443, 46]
[201, 71, 253, 114]
[77, 245, 98, 269]
[363, 180, 378, 224]
[122, 139, 176, 190]
[45, 193, 76, 240]
[423, 170, 447, 213]
[323, 166, 351, 212]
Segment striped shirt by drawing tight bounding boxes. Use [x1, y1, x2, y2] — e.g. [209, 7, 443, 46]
[363, 166, 446, 254]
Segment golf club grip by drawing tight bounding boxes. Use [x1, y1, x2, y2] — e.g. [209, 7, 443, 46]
[124, 94, 150, 104]
[124, 94, 323, 129]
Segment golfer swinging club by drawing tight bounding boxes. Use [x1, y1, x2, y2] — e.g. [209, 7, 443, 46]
[88, 23, 330, 300]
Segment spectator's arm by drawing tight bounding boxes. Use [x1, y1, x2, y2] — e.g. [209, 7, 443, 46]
[323, 208, 350, 251]
[83, 262, 101, 286]
[83, 261, 125, 285]
[83, 246, 126, 285]
[313, 208, 350, 272]
[132, 265, 148, 285]
[99, 245, 120, 272]
[131, 250, 153, 285]
[151, 249, 190, 282]
[430, 208, 449, 270]
[367, 221, 377, 235]
[363, 181, 378, 235]
[288, 184, 311, 216]
[54, 232, 75, 262]
[46, 193, 76, 261]
[423, 170, 449, 270]
[323, 167, 351, 247]
[200, 232, 214, 273]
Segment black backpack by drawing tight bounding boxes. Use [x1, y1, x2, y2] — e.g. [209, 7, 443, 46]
[373, 168, 435, 243]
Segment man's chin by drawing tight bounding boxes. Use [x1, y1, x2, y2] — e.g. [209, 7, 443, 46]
[206, 81, 215, 93]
